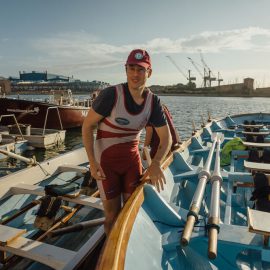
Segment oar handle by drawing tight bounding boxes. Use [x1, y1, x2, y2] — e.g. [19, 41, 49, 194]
[207, 216, 219, 259]
[181, 215, 196, 246]
[208, 227, 218, 259]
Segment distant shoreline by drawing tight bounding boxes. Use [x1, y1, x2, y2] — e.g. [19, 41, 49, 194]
[8, 91, 270, 98]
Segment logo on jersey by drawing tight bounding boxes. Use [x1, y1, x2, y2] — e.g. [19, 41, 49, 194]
[115, 117, 130, 125]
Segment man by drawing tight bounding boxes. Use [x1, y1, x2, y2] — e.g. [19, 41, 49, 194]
[82, 49, 171, 235]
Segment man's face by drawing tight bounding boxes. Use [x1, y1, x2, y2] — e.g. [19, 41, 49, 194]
[126, 64, 152, 91]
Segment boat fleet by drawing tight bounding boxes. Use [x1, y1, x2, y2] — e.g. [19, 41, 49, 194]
[1, 94, 270, 269]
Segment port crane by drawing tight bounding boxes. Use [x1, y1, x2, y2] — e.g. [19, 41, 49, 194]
[166, 55, 196, 85]
[198, 50, 217, 87]
[187, 57, 207, 87]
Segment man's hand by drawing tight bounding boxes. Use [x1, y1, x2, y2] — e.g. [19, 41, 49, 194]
[146, 160, 166, 192]
[89, 160, 106, 181]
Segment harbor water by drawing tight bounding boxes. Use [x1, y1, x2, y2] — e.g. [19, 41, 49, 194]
[1, 95, 270, 176]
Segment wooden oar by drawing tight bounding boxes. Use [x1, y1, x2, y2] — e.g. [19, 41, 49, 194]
[201, 115, 206, 127]
[192, 120, 196, 135]
[207, 134, 223, 259]
[49, 217, 105, 237]
[0, 149, 37, 165]
[181, 133, 219, 246]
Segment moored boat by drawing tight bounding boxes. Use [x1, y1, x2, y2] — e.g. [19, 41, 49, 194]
[8, 124, 66, 149]
[97, 112, 270, 270]
[0, 127, 28, 160]
[0, 90, 91, 129]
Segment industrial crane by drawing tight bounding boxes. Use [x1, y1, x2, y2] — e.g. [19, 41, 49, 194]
[198, 50, 217, 87]
[187, 57, 206, 87]
[217, 72, 223, 87]
[166, 56, 196, 85]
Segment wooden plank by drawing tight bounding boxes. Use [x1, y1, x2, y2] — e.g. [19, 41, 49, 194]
[242, 131, 269, 135]
[11, 184, 44, 196]
[243, 141, 270, 148]
[0, 236, 76, 270]
[247, 207, 270, 236]
[244, 160, 270, 172]
[11, 184, 104, 210]
[241, 124, 264, 128]
[0, 225, 26, 246]
[57, 165, 88, 175]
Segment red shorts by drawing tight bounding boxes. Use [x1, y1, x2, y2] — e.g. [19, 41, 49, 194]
[97, 144, 142, 200]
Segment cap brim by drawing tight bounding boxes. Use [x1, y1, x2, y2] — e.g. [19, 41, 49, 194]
[126, 61, 151, 69]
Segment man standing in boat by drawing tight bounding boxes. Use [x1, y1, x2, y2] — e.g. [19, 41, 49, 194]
[82, 49, 171, 235]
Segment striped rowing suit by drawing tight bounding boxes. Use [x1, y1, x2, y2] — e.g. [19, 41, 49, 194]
[95, 84, 153, 200]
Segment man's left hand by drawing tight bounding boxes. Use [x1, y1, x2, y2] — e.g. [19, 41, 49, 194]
[146, 161, 166, 192]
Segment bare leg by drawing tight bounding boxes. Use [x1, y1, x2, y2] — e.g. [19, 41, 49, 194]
[102, 195, 122, 236]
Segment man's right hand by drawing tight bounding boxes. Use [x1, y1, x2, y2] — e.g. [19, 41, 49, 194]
[89, 161, 106, 181]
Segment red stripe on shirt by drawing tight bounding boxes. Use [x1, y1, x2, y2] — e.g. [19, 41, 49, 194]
[96, 129, 138, 140]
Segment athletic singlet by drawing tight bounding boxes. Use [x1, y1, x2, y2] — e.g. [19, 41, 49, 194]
[95, 84, 153, 163]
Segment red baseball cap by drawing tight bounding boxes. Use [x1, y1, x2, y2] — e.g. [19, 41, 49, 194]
[126, 49, 151, 69]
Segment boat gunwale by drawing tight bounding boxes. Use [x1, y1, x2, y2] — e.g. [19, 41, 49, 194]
[96, 151, 175, 270]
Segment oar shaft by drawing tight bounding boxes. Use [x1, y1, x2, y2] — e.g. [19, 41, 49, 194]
[192, 175, 208, 208]
[50, 217, 105, 237]
[202, 138, 217, 174]
[181, 138, 217, 246]
[0, 149, 36, 165]
[181, 205, 198, 246]
[208, 136, 222, 259]
[209, 181, 221, 218]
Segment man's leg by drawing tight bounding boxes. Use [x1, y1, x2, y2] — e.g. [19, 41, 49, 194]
[102, 195, 121, 236]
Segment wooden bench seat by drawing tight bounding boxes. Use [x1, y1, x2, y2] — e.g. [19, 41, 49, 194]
[0, 225, 26, 246]
[0, 224, 76, 269]
[244, 160, 270, 172]
[243, 142, 270, 148]
[242, 131, 270, 136]
[241, 124, 264, 128]
[247, 207, 270, 247]
[10, 184, 103, 210]
[57, 164, 88, 175]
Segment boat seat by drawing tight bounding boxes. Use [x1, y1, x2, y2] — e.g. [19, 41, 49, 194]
[0, 225, 76, 270]
[247, 207, 270, 246]
[243, 141, 270, 148]
[10, 183, 103, 210]
[56, 164, 88, 176]
[244, 160, 270, 173]
[0, 224, 26, 246]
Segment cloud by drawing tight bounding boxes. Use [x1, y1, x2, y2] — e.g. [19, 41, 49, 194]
[28, 27, 270, 77]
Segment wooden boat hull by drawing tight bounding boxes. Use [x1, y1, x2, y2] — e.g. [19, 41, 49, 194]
[0, 98, 89, 129]
[97, 112, 270, 270]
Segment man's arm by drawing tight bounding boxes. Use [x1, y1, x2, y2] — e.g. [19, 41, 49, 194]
[144, 126, 153, 148]
[142, 126, 153, 161]
[146, 124, 172, 192]
[82, 108, 106, 181]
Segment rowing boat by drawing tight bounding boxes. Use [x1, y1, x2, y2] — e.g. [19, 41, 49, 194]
[0, 148, 104, 270]
[97, 112, 270, 270]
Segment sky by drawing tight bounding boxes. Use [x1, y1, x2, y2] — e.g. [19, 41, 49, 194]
[1, 0, 270, 88]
